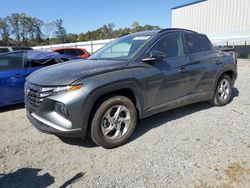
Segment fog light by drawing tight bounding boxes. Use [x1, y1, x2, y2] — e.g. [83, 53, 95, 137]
[55, 102, 70, 119]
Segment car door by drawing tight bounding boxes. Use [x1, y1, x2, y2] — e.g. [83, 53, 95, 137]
[0, 51, 27, 106]
[184, 34, 217, 96]
[144, 33, 191, 108]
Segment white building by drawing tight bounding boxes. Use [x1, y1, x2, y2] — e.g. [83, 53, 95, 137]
[172, 0, 250, 46]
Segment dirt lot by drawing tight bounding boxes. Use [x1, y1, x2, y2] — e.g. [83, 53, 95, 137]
[0, 59, 250, 188]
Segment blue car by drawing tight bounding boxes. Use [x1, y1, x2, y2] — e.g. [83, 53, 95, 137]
[0, 50, 80, 107]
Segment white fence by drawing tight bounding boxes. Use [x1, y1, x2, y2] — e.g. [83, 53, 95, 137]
[33, 36, 250, 54]
[33, 38, 116, 54]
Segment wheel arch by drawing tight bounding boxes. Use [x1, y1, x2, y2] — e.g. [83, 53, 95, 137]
[212, 69, 237, 95]
[223, 70, 236, 81]
[81, 82, 144, 137]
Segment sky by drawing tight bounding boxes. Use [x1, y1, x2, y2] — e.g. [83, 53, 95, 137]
[0, 0, 195, 34]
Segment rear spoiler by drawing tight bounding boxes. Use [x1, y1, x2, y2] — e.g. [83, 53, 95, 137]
[215, 46, 237, 65]
[217, 47, 235, 53]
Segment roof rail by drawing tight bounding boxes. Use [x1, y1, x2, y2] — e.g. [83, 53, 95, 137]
[119, 33, 131, 37]
[159, 28, 197, 34]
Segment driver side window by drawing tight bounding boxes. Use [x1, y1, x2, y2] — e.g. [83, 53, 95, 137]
[0, 52, 24, 71]
[148, 34, 184, 59]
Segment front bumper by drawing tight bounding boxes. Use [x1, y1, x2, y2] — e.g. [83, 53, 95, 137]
[24, 82, 89, 138]
[26, 109, 82, 137]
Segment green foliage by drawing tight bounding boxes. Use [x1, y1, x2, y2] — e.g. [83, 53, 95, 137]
[54, 19, 67, 43]
[0, 17, 10, 43]
[78, 22, 161, 42]
[0, 13, 161, 46]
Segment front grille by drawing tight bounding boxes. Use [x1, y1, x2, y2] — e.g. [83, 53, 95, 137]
[25, 82, 53, 108]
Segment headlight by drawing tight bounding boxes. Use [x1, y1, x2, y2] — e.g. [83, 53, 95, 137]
[40, 85, 82, 95]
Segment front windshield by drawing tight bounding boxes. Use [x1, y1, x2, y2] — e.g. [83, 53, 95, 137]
[89, 35, 152, 61]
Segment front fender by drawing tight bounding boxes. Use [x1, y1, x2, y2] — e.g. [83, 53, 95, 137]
[75, 68, 145, 137]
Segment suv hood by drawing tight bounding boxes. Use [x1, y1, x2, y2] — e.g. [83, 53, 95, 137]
[27, 59, 128, 86]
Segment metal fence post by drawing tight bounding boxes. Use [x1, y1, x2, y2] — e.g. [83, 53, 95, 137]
[91, 41, 94, 54]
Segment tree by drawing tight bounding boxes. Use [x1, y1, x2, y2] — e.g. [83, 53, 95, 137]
[107, 23, 115, 37]
[102, 24, 108, 34]
[7, 13, 22, 45]
[0, 18, 10, 45]
[132, 21, 140, 32]
[0, 14, 161, 46]
[66, 33, 78, 43]
[32, 17, 44, 44]
[143, 24, 161, 31]
[43, 22, 56, 44]
[54, 19, 67, 43]
[4, 13, 44, 46]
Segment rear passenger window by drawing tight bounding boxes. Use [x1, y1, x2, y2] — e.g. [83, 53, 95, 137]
[65, 49, 84, 56]
[185, 34, 213, 54]
[149, 34, 184, 58]
[56, 50, 65, 55]
[76, 49, 84, 56]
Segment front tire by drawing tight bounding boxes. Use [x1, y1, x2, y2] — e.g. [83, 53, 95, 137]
[211, 74, 233, 106]
[90, 96, 137, 149]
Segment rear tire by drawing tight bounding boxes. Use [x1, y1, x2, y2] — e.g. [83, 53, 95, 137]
[90, 96, 137, 149]
[210, 74, 233, 106]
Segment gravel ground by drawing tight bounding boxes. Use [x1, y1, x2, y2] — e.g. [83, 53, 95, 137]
[0, 59, 250, 188]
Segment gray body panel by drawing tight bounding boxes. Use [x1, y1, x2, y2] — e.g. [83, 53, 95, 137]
[25, 29, 237, 138]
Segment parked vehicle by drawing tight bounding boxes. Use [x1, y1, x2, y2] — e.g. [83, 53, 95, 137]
[52, 48, 90, 59]
[25, 29, 237, 148]
[0, 46, 33, 54]
[0, 50, 80, 107]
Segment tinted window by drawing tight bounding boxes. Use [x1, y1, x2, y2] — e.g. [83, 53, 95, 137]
[0, 48, 10, 54]
[65, 49, 84, 56]
[55, 49, 65, 55]
[185, 34, 212, 54]
[0, 52, 24, 71]
[148, 34, 184, 58]
[77, 49, 84, 55]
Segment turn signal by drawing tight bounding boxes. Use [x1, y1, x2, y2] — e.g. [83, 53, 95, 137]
[67, 85, 82, 92]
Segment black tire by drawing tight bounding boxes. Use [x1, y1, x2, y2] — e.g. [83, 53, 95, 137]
[210, 74, 233, 106]
[90, 96, 137, 149]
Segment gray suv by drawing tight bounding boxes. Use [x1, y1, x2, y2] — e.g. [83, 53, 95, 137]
[25, 29, 237, 148]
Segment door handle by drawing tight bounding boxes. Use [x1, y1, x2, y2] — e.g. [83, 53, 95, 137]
[178, 67, 187, 74]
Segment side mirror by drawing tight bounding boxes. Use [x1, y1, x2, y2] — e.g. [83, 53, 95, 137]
[142, 51, 166, 63]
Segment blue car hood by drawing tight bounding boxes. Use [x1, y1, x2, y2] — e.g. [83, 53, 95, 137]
[26, 50, 80, 61]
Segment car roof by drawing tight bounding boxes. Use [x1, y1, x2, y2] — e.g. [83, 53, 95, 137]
[159, 28, 198, 34]
[0, 46, 31, 48]
[123, 28, 199, 38]
[52, 47, 86, 51]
